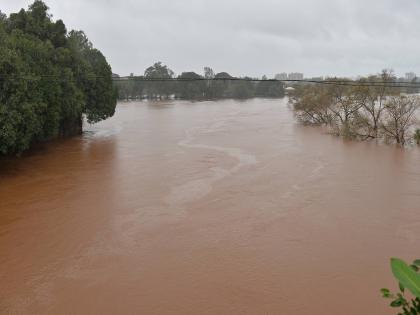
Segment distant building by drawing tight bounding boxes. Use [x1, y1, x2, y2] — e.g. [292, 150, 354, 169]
[405, 72, 416, 81]
[275, 73, 288, 81]
[288, 72, 304, 81]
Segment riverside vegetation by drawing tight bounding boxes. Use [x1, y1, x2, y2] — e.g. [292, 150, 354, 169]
[382, 258, 420, 315]
[114, 63, 285, 100]
[289, 70, 420, 146]
[0, 1, 117, 156]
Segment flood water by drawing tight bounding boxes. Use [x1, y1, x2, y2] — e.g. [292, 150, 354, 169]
[1, 98, 419, 314]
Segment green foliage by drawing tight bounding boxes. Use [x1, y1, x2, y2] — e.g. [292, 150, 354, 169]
[381, 258, 420, 315]
[256, 75, 285, 98]
[144, 62, 175, 99]
[231, 79, 254, 99]
[0, 1, 116, 155]
[176, 72, 205, 99]
[114, 66, 285, 101]
[391, 258, 420, 298]
[414, 129, 420, 145]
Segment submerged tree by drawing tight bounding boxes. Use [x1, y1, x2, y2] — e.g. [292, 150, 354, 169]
[380, 96, 420, 145]
[414, 129, 420, 145]
[176, 72, 205, 99]
[231, 77, 256, 99]
[115, 66, 285, 101]
[203, 66, 216, 98]
[144, 62, 174, 99]
[353, 70, 398, 139]
[68, 30, 116, 123]
[256, 75, 285, 98]
[290, 71, 420, 145]
[0, 1, 116, 155]
[291, 84, 333, 125]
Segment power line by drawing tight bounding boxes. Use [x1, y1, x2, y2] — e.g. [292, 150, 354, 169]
[113, 78, 420, 88]
[1, 74, 420, 88]
[111, 77, 420, 88]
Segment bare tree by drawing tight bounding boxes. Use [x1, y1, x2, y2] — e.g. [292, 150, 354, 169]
[353, 70, 399, 138]
[290, 85, 333, 125]
[289, 72, 420, 146]
[380, 96, 420, 145]
[325, 82, 363, 137]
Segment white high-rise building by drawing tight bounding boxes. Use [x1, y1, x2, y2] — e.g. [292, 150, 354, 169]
[275, 73, 288, 80]
[288, 73, 304, 80]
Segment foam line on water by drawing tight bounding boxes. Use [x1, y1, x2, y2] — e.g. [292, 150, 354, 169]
[167, 109, 258, 205]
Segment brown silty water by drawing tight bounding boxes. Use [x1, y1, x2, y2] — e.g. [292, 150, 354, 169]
[0, 98, 419, 314]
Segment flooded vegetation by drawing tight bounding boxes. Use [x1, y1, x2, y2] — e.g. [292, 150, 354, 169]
[290, 71, 420, 146]
[0, 1, 116, 156]
[2, 1, 420, 314]
[1, 99, 420, 314]
[114, 63, 285, 101]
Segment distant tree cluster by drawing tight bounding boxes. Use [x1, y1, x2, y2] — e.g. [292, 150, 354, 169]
[114, 62, 285, 100]
[0, 1, 117, 155]
[290, 70, 420, 145]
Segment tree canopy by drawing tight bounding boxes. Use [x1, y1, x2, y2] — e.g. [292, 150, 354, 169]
[0, 1, 117, 155]
[115, 65, 285, 101]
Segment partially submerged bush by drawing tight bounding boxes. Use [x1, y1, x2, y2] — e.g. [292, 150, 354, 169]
[290, 71, 420, 145]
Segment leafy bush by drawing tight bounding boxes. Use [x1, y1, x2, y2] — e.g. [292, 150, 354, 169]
[381, 258, 420, 314]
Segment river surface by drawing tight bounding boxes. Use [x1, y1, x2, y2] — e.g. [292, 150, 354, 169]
[1, 98, 419, 314]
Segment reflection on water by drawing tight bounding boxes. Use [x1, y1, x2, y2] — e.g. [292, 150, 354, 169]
[1, 98, 420, 314]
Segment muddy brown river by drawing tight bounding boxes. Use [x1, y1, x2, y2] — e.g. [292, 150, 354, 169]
[1, 98, 419, 314]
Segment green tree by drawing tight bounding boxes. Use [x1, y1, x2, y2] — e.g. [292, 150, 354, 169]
[176, 72, 204, 99]
[213, 72, 233, 98]
[231, 77, 255, 99]
[0, 1, 116, 155]
[203, 66, 216, 99]
[144, 62, 174, 99]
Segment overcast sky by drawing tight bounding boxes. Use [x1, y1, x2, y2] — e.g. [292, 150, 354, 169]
[1, 0, 420, 78]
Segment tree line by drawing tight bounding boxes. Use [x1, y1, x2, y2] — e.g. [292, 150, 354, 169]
[0, 1, 117, 155]
[114, 63, 285, 100]
[289, 70, 420, 145]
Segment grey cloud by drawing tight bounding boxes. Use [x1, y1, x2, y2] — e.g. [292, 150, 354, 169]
[1, 0, 420, 77]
